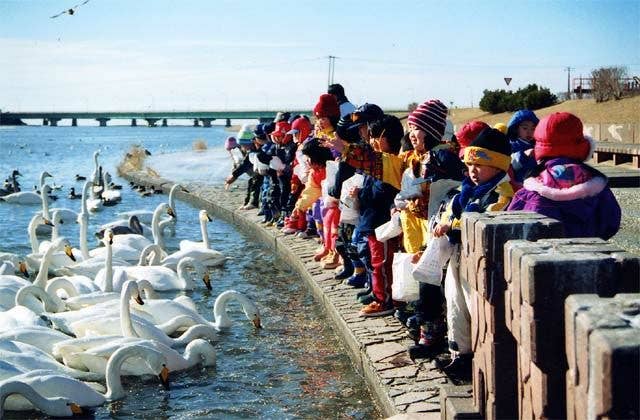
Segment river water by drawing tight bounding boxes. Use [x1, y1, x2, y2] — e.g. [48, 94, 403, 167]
[0, 124, 380, 419]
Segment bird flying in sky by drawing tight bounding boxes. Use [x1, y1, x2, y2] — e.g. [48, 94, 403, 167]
[50, 0, 90, 18]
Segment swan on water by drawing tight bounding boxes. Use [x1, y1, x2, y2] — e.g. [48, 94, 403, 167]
[3, 343, 169, 408]
[0, 379, 83, 417]
[68, 281, 217, 347]
[0, 326, 73, 358]
[57, 336, 215, 376]
[116, 183, 182, 235]
[0, 171, 52, 205]
[179, 209, 214, 251]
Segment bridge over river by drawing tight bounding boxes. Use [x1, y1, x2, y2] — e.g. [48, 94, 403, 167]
[0, 110, 313, 127]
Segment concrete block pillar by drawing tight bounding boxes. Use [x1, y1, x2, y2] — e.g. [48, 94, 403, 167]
[145, 118, 159, 127]
[226, 118, 231, 127]
[43, 118, 49, 126]
[200, 118, 213, 127]
[71, 118, 78, 126]
[162, 118, 168, 127]
[504, 237, 639, 419]
[48, 118, 60, 126]
[565, 294, 640, 420]
[96, 118, 110, 127]
[131, 119, 137, 127]
[461, 211, 563, 420]
[193, 118, 200, 127]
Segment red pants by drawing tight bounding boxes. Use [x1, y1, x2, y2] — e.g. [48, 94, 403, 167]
[369, 234, 398, 304]
[322, 206, 340, 251]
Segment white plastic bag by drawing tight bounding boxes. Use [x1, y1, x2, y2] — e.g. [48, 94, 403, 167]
[269, 156, 285, 172]
[391, 253, 420, 302]
[339, 173, 364, 224]
[412, 236, 454, 285]
[374, 212, 402, 242]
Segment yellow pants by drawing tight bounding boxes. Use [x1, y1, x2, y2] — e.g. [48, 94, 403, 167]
[400, 210, 429, 253]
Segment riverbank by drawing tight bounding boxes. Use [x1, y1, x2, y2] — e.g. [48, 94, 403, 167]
[121, 170, 453, 418]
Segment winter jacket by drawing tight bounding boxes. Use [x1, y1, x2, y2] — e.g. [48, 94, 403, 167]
[294, 166, 326, 212]
[508, 158, 621, 240]
[357, 175, 399, 235]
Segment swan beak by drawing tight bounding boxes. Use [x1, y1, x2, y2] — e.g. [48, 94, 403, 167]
[167, 206, 176, 218]
[64, 245, 76, 262]
[202, 273, 212, 290]
[253, 316, 262, 329]
[108, 232, 114, 245]
[206, 213, 212, 222]
[18, 261, 29, 277]
[69, 402, 83, 415]
[159, 365, 170, 390]
[134, 294, 144, 305]
[43, 218, 54, 227]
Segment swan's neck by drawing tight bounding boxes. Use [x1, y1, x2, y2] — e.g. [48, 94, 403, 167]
[78, 213, 90, 260]
[151, 207, 165, 250]
[200, 219, 210, 249]
[103, 239, 113, 292]
[120, 285, 138, 339]
[0, 381, 69, 418]
[176, 259, 194, 289]
[28, 216, 40, 254]
[213, 291, 253, 329]
[16, 285, 62, 314]
[41, 191, 50, 219]
[33, 245, 57, 288]
[45, 277, 78, 309]
[137, 244, 163, 266]
[103, 347, 129, 400]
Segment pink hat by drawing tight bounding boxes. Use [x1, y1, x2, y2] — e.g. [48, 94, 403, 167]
[313, 94, 340, 119]
[224, 136, 237, 151]
[456, 120, 490, 149]
[534, 112, 591, 161]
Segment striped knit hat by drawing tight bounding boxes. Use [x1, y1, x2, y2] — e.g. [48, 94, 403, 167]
[407, 99, 448, 142]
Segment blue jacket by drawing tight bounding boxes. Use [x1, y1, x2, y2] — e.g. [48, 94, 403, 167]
[357, 175, 399, 235]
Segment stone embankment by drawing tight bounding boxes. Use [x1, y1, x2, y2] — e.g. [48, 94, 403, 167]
[122, 171, 448, 418]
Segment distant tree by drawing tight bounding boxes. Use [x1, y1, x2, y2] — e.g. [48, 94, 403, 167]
[591, 66, 627, 102]
[407, 102, 418, 112]
[479, 84, 557, 114]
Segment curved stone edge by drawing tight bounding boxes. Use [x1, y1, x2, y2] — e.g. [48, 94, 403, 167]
[122, 171, 447, 418]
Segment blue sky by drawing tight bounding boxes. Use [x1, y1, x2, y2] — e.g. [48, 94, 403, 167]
[1, 0, 638, 112]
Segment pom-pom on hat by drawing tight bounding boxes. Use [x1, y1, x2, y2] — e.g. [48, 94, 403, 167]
[463, 128, 511, 172]
[407, 99, 448, 141]
[313, 94, 340, 119]
[456, 121, 490, 149]
[224, 136, 238, 151]
[534, 112, 591, 162]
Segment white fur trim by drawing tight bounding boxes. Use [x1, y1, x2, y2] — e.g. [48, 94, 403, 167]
[523, 176, 607, 201]
[583, 135, 596, 162]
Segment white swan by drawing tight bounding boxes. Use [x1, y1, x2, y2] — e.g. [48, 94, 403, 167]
[36, 209, 64, 254]
[161, 244, 227, 270]
[90, 203, 174, 263]
[98, 256, 210, 292]
[100, 171, 122, 205]
[179, 209, 213, 251]
[138, 289, 262, 332]
[25, 236, 77, 275]
[0, 379, 83, 417]
[4, 343, 169, 406]
[0, 171, 52, 205]
[69, 281, 217, 347]
[0, 326, 72, 357]
[14, 284, 66, 314]
[0, 340, 101, 381]
[57, 336, 215, 376]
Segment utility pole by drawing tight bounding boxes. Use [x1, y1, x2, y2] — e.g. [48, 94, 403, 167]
[565, 66, 574, 100]
[327, 55, 336, 87]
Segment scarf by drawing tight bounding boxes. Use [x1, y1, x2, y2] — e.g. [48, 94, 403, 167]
[452, 172, 505, 219]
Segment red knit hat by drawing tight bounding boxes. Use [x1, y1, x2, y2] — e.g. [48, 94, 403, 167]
[407, 99, 448, 142]
[313, 94, 340, 118]
[534, 112, 590, 161]
[456, 120, 490, 149]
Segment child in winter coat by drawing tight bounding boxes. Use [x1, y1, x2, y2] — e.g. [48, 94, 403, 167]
[508, 112, 621, 240]
[224, 126, 263, 210]
[507, 109, 539, 187]
[423, 128, 514, 379]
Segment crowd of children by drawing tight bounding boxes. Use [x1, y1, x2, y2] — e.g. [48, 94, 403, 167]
[223, 84, 622, 381]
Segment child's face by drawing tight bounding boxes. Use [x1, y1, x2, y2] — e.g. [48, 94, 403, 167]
[518, 121, 536, 141]
[466, 163, 501, 185]
[408, 124, 426, 153]
[316, 117, 331, 131]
